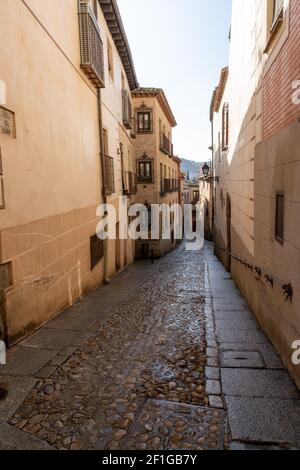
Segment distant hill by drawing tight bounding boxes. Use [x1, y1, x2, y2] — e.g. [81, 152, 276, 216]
[181, 158, 208, 182]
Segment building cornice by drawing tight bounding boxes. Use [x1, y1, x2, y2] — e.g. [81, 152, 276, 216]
[213, 67, 229, 113]
[99, 0, 139, 90]
[132, 88, 177, 127]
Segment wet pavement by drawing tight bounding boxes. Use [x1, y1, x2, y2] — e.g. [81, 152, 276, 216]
[0, 242, 300, 450]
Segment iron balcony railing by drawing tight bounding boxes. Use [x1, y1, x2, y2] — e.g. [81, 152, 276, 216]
[105, 155, 115, 194]
[137, 175, 153, 184]
[160, 178, 179, 194]
[122, 90, 132, 130]
[160, 133, 171, 155]
[160, 178, 172, 194]
[78, 0, 105, 88]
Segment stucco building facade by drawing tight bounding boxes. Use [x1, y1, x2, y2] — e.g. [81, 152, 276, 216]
[210, 0, 300, 387]
[0, 0, 138, 344]
[132, 88, 181, 258]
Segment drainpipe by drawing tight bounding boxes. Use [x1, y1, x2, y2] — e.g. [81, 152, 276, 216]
[210, 119, 215, 240]
[97, 88, 110, 284]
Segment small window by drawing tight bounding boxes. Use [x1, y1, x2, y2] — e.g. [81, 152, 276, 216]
[137, 111, 152, 133]
[137, 160, 153, 183]
[272, 0, 284, 24]
[90, 234, 104, 270]
[107, 39, 114, 81]
[275, 193, 284, 243]
[222, 103, 229, 150]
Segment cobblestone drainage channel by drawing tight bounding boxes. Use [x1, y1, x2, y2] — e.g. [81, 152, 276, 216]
[122, 400, 226, 450]
[0, 385, 8, 401]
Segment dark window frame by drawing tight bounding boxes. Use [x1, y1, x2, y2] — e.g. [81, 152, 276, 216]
[137, 159, 154, 184]
[222, 103, 229, 151]
[136, 109, 153, 134]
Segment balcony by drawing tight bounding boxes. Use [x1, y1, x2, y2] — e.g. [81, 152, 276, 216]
[137, 175, 153, 185]
[172, 179, 179, 191]
[160, 133, 171, 155]
[105, 155, 115, 194]
[160, 178, 179, 195]
[160, 178, 171, 194]
[122, 90, 132, 130]
[78, 1, 105, 88]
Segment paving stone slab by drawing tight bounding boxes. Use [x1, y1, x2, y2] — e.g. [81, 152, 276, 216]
[216, 317, 260, 331]
[205, 367, 220, 380]
[225, 397, 300, 446]
[0, 375, 36, 422]
[221, 369, 300, 398]
[214, 311, 254, 321]
[213, 301, 251, 312]
[0, 423, 53, 450]
[218, 329, 269, 345]
[209, 396, 224, 409]
[229, 441, 296, 450]
[0, 346, 57, 376]
[206, 380, 221, 395]
[20, 328, 81, 351]
[221, 351, 265, 369]
[123, 400, 225, 450]
[44, 307, 100, 331]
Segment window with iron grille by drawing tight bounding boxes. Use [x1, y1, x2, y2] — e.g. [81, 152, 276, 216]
[136, 110, 152, 133]
[105, 155, 115, 194]
[137, 160, 153, 184]
[222, 103, 229, 150]
[122, 90, 132, 129]
[78, 0, 104, 88]
[90, 234, 104, 270]
[275, 193, 284, 243]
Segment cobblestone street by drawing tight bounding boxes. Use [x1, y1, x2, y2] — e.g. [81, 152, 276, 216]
[1, 243, 300, 450]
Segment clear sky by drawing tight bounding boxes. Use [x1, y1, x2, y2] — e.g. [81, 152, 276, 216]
[117, 0, 232, 163]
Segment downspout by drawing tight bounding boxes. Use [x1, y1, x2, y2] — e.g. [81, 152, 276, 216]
[210, 118, 215, 240]
[97, 88, 110, 284]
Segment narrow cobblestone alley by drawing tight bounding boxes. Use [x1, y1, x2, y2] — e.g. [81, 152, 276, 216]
[0, 243, 300, 450]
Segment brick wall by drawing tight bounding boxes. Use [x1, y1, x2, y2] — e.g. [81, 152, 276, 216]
[263, 0, 300, 139]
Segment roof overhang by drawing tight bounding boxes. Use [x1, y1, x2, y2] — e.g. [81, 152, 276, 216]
[212, 67, 229, 114]
[132, 88, 177, 127]
[99, 0, 139, 90]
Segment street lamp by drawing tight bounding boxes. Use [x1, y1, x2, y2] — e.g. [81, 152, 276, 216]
[202, 162, 210, 177]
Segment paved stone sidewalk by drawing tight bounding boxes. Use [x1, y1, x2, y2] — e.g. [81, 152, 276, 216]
[205, 244, 300, 450]
[0, 242, 299, 450]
